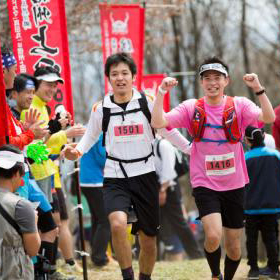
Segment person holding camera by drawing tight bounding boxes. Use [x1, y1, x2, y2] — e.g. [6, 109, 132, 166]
[0, 144, 40, 279]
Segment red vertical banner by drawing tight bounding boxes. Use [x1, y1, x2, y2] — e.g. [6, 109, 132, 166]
[7, 0, 74, 118]
[99, 3, 145, 94]
[0, 42, 9, 142]
[142, 74, 170, 112]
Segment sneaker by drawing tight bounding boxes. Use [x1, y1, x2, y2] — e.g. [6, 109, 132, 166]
[64, 263, 83, 274]
[247, 268, 259, 279]
[49, 271, 76, 280]
[259, 266, 272, 275]
[259, 266, 280, 279]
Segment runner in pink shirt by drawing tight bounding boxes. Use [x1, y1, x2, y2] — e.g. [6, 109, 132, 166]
[151, 57, 275, 280]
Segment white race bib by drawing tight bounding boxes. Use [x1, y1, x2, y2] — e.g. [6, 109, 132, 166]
[205, 152, 235, 176]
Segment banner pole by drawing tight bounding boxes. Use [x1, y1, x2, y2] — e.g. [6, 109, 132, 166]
[0, 41, 10, 146]
[72, 138, 88, 280]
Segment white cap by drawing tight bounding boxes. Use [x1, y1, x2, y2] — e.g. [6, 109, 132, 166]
[0, 151, 25, 169]
[199, 63, 228, 77]
[36, 73, 64, 84]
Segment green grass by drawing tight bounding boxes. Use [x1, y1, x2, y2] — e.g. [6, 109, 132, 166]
[76, 258, 251, 280]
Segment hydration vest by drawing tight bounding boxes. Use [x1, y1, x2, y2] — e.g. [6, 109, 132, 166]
[101, 92, 155, 178]
[192, 96, 241, 144]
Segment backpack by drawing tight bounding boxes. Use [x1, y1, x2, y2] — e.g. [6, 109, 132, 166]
[191, 96, 241, 144]
[156, 139, 189, 178]
[102, 92, 155, 146]
[101, 92, 155, 178]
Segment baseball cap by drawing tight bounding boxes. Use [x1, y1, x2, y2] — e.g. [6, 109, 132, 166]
[0, 151, 25, 169]
[36, 73, 64, 84]
[199, 63, 228, 77]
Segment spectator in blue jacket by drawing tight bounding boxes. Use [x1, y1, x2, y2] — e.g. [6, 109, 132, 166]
[244, 126, 280, 280]
[79, 133, 111, 267]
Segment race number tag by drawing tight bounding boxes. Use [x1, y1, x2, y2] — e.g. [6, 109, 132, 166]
[205, 152, 235, 176]
[114, 124, 144, 142]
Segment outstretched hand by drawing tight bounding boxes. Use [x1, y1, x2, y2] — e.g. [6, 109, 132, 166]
[61, 143, 80, 161]
[30, 120, 49, 139]
[65, 124, 86, 138]
[243, 73, 262, 92]
[23, 108, 41, 130]
[159, 77, 178, 92]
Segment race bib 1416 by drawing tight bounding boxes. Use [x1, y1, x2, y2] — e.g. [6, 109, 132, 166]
[205, 152, 235, 176]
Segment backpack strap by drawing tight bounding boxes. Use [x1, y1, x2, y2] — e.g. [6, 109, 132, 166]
[192, 98, 207, 142]
[223, 96, 241, 143]
[102, 105, 111, 147]
[106, 149, 154, 178]
[0, 203, 22, 237]
[155, 138, 162, 160]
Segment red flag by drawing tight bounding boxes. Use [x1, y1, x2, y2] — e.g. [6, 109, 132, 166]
[7, 0, 74, 119]
[142, 74, 170, 112]
[0, 42, 9, 142]
[99, 3, 145, 94]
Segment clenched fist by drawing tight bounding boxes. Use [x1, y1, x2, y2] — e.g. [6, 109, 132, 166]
[159, 77, 178, 93]
[243, 73, 263, 92]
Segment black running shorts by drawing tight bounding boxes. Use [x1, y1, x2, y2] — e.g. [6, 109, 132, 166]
[192, 186, 245, 229]
[37, 208, 57, 233]
[56, 188, 69, 221]
[51, 189, 69, 220]
[103, 171, 160, 236]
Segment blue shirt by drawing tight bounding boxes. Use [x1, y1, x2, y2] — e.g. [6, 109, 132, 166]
[79, 134, 106, 186]
[244, 146, 280, 214]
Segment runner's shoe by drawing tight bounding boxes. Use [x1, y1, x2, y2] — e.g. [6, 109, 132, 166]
[49, 271, 76, 280]
[247, 268, 259, 279]
[63, 263, 83, 274]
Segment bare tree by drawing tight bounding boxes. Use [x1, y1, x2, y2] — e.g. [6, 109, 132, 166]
[240, 0, 255, 101]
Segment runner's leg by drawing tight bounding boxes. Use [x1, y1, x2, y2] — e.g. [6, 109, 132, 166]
[223, 227, 242, 280]
[138, 230, 157, 280]
[109, 211, 134, 280]
[202, 213, 223, 279]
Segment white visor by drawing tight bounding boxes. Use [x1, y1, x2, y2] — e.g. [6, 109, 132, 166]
[0, 151, 25, 169]
[199, 63, 228, 77]
[36, 73, 64, 84]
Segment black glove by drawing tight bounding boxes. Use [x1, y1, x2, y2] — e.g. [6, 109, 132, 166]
[48, 116, 62, 135]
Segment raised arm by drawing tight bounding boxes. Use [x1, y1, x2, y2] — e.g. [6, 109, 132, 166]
[243, 73, 275, 123]
[151, 77, 178, 128]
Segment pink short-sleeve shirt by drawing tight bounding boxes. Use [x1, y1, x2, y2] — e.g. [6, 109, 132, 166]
[165, 96, 261, 191]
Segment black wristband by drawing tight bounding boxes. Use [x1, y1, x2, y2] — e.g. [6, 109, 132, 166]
[255, 88, 265, 96]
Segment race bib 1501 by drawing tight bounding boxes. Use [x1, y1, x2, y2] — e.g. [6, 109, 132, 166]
[114, 124, 144, 142]
[205, 152, 235, 176]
